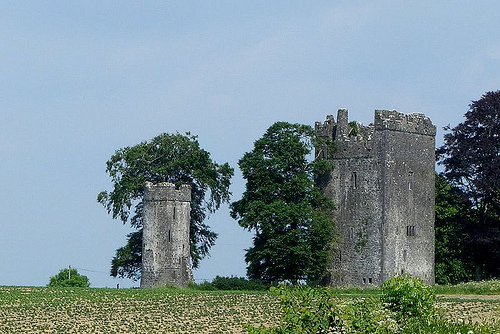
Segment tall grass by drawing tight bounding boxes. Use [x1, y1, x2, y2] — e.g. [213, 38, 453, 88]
[434, 280, 500, 295]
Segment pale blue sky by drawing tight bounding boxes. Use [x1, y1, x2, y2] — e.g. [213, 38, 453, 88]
[1, 1, 499, 287]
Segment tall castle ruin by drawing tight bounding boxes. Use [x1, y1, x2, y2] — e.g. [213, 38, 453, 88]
[140, 182, 192, 288]
[316, 109, 436, 286]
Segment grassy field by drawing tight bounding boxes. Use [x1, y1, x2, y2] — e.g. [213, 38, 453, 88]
[0, 285, 499, 333]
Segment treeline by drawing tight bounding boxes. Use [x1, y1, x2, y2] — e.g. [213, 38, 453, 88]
[190, 276, 270, 291]
[98, 90, 500, 286]
[435, 90, 500, 284]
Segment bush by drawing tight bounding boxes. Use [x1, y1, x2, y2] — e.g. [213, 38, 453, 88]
[190, 276, 269, 291]
[246, 285, 396, 334]
[48, 268, 90, 288]
[211, 276, 269, 291]
[188, 281, 217, 291]
[246, 278, 500, 333]
[381, 274, 435, 320]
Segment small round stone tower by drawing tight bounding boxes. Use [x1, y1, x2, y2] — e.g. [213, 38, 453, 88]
[140, 181, 192, 288]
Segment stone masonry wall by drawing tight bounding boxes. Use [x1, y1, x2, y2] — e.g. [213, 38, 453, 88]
[316, 109, 435, 286]
[140, 182, 192, 288]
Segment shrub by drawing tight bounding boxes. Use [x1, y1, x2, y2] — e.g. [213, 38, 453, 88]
[188, 281, 217, 291]
[246, 285, 343, 333]
[246, 285, 396, 334]
[246, 278, 500, 333]
[190, 276, 269, 291]
[381, 274, 435, 320]
[48, 268, 90, 288]
[211, 276, 269, 291]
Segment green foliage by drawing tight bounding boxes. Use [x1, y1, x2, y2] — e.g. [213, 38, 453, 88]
[210, 276, 269, 291]
[98, 132, 233, 278]
[231, 122, 335, 285]
[246, 277, 500, 334]
[269, 286, 343, 333]
[246, 285, 396, 334]
[110, 230, 142, 280]
[48, 268, 90, 288]
[348, 121, 358, 136]
[437, 90, 500, 279]
[381, 274, 435, 321]
[189, 276, 270, 291]
[434, 174, 474, 284]
[1, 286, 498, 333]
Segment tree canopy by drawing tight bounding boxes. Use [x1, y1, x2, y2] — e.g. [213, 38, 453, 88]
[48, 268, 90, 288]
[230, 122, 335, 285]
[437, 90, 500, 279]
[98, 132, 233, 280]
[434, 173, 474, 284]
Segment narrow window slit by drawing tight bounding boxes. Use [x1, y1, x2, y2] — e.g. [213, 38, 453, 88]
[408, 171, 414, 190]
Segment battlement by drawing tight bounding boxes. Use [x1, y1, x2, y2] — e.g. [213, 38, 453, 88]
[374, 110, 436, 136]
[144, 182, 191, 202]
[315, 109, 375, 158]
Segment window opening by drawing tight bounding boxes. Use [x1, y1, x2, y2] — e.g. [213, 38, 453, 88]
[408, 171, 414, 190]
[406, 226, 416, 237]
[168, 230, 171, 242]
[403, 250, 407, 262]
[352, 172, 357, 189]
[362, 278, 366, 284]
[368, 277, 372, 284]
[173, 206, 176, 220]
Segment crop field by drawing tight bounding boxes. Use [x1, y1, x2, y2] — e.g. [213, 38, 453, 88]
[0, 286, 499, 333]
[0, 287, 281, 333]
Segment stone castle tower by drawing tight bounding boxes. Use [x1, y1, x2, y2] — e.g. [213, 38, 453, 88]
[315, 109, 436, 286]
[140, 182, 192, 288]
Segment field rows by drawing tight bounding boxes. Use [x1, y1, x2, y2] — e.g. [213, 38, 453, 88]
[0, 287, 281, 333]
[0, 287, 498, 333]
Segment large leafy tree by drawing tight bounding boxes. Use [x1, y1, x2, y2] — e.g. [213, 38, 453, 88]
[437, 90, 500, 279]
[98, 133, 233, 280]
[230, 122, 335, 285]
[48, 268, 90, 288]
[434, 173, 474, 284]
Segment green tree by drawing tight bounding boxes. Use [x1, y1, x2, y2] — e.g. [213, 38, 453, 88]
[434, 174, 474, 284]
[437, 90, 500, 279]
[48, 268, 90, 287]
[98, 133, 233, 280]
[231, 122, 335, 285]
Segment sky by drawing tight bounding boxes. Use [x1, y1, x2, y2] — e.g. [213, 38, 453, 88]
[1, 1, 499, 288]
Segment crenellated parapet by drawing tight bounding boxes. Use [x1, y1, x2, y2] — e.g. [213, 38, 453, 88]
[374, 110, 436, 136]
[144, 181, 191, 202]
[316, 109, 375, 159]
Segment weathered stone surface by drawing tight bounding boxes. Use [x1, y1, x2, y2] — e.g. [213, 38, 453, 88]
[316, 109, 435, 286]
[140, 182, 192, 288]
